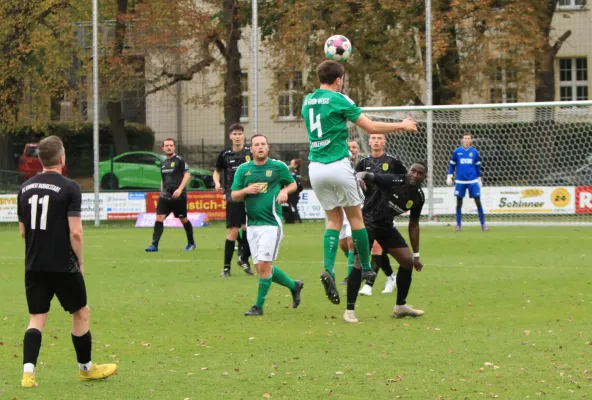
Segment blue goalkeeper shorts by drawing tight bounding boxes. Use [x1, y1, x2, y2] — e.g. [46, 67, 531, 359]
[455, 182, 481, 198]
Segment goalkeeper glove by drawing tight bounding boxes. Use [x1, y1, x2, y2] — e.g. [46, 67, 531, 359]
[446, 174, 454, 187]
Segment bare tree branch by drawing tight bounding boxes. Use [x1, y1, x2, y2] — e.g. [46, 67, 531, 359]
[551, 30, 572, 56]
[145, 56, 216, 96]
[214, 39, 226, 59]
[37, 0, 69, 22]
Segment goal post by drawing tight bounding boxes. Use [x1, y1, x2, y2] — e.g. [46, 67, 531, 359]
[349, 100, 592, 226]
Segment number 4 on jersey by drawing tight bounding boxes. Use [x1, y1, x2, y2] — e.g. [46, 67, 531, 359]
[309, 109, 323, 138]
[28, 194, 50, 230]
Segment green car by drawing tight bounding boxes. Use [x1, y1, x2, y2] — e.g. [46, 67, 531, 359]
[98, 151, 214, 191]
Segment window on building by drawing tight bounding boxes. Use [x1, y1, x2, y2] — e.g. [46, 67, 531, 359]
[557, 0, 586, 10]
[241, 72, 248, 121]
[488, 67, 518, 104]
[559, 58, 588, 101]
[278, 72, 303, 120]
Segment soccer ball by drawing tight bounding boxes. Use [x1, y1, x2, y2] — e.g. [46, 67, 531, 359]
[324, 35, 352, 62]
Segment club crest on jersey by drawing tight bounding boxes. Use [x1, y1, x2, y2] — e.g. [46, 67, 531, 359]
[171, 162, 175, 167]
[266, 170, 272, 177]
[245, 171, 251, 176]
[469, 153, 473, 157]
[406, 200, 414, 209]
[245, 155, 251, 162]
[382, 163, 388, 171]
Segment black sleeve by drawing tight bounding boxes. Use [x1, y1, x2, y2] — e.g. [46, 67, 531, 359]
[390, 159, 407, 174]
[355, 159, 365, 172]
[179, 158, 189, 173]
[370, 173, 406, 190]
[68, 182, 82, 217]
[215, 150, 225, 171]
[410, 191, 424, 220]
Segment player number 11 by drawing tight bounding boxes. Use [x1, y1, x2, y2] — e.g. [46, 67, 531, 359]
[28, 194, 50, 230]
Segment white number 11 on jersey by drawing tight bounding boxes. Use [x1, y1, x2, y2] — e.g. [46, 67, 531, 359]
[309, 109, 323, 138]
[28, 194, 50, 230]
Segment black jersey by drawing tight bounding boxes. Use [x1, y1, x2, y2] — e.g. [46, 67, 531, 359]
[356, 153, 406, 196]
[215, 146, 252, 193]
[362, 173, 425, 230]
[161, 154, 189, 198]
[17, 172, 82, 272]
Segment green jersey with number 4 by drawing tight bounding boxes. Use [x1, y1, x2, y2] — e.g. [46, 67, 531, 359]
[231, 158, 295, 227]
[302, 88, 363, 164]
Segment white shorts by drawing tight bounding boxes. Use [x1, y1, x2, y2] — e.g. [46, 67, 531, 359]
[309, 158, 363, 210]
[247, 226, 283, 264]
[325, 210, 352, 240]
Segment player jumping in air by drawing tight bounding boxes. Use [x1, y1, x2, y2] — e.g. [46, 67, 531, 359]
[302, 60, 417, 305]
[145, 138, 195, 252]
[214, 124, 254, 277]
[17, 136, 117, 388]
[231, 134, 304, 316]
[356, 133, 407, 296]
[446, 133, 487, 231]
[345, 163, 428, 323]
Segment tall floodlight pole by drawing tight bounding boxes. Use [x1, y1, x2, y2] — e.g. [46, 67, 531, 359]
[425, 0, 434, 220]
[92, 0, 100, 226]
[251, 0, 259, 135]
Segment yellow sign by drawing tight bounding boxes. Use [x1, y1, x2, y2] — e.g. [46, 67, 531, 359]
[266, 170, 272, 177]
[551, 187, 570, 207]
[406, 200, 414, 209]
[382, 163, 388, 171]
[521, 188, 544, 198]
[245, 155, 251, 162]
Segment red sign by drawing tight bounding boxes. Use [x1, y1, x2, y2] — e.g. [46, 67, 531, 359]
[576, 186, 592, 214]
[146, 191, 227, 220]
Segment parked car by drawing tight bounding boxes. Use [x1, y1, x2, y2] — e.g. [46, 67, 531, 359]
[18, 143, 68, 182]
[98, 151, 214, 190]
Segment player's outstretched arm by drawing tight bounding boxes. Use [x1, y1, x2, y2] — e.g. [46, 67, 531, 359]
[356, 172, 405, 191]
[355, 114, 417, 135]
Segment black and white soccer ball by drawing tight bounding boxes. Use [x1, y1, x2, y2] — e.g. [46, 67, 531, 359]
[324, 35, 352, 62]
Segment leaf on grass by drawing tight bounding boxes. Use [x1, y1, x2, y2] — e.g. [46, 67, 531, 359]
[484, 362, 494, 367]
[263, 393, 271, 398]
[493, 366, 500, 370]
[335, 371, 344, 375]
[366, 373, 372, 376]
[249, 337, 255, 341]
[201, 367, 208, 370]
[387, 376, 403, 382]
[222, 372, 228, 376]
[560, 372, 565, 377]
[451, 387, 458, 391]
[524, 330, 531, 336]
[187, 372, 194, 376]
[448, 349, 454, 353]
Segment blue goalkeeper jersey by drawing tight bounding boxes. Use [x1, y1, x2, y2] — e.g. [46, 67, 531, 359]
[447, 146, 481, 183]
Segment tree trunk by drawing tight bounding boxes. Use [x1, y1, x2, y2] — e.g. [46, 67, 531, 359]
[222, 0, 243, 148]
[108, 0, 130, 155]
[535, 50, 556, 102]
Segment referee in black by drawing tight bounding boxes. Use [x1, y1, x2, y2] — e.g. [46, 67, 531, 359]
[17, 136, 117, 388]
[145, 138, 195, 252]
[213, 123, 254, 277]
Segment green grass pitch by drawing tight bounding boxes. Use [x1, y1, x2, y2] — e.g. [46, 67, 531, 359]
[0, 222, 590, 399]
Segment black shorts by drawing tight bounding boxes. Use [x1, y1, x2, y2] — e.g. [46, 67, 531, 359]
[25, 271, 87, 314]
[226, 201, 246, 228]
[156, 193, 187, 218]
[367, 226, 408, 250]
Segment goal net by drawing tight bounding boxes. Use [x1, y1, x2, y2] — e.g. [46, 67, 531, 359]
[349, 101, 592, 226]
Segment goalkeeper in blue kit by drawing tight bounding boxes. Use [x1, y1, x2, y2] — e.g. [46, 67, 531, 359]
[446, 133, 487, 231]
